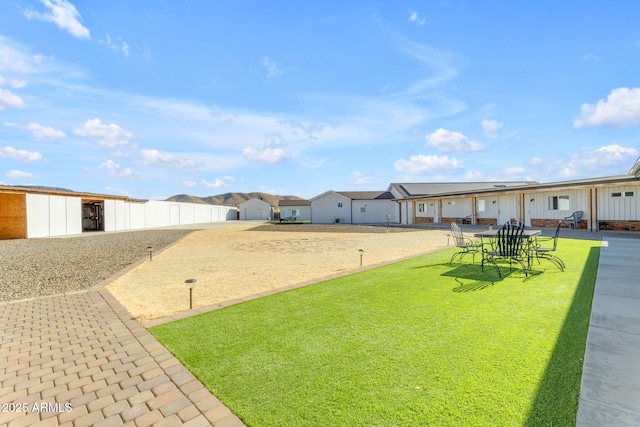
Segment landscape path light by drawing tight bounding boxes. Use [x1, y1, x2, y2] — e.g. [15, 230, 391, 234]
[147, 246, 153, 261]
[185, 278, 197, 309]
[359, 249, 364, 267]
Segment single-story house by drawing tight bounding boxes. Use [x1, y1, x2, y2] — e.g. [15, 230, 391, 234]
[395, 157, 640, 231]
[0, 185, 237, 240]
[238, 198, 273, 221]
[310, 191, 398, 224]
[278, 199, 311, 221]
[388, 182, 534, 225]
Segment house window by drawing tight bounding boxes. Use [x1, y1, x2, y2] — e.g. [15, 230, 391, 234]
[548, 195, 570, 210]
[447, 201, 455, 205]
[291, 209, 300, 216]
[476, 200, 485, 212]
[418, 203, 425, 212]
[360, 207, 366, 213]
[338, 202, 343, 207]
[613, 191, 635, 197]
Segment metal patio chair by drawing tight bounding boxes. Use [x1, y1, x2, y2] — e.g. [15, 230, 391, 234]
[563, 211, 584, 229]
[482, 223, 529, 277]
[450, 222, 484, 264]
[531, 221, 565, 271]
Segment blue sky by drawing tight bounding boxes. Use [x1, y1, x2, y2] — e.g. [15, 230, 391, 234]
[1, 1, 639, 200]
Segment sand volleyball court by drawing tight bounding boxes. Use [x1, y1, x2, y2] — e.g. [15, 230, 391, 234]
[106, 223, 452, 321]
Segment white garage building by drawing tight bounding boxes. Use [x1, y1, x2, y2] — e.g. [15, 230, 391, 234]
[310, 191, 399, 224]
[0, 186, 237, 240]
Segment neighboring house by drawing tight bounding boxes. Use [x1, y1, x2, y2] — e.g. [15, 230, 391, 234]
[310, 191, 398, 224]
[278, 199, 311, 221]
[394, 159, 640, 231]
[238, 198, 273, 221]
[0, 186, 237, 240]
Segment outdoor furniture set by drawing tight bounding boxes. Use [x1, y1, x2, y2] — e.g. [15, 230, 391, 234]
[450, 221, 565, 278]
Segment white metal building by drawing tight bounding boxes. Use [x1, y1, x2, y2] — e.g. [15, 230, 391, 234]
[238, 198, 273, 221]
[0, 186, 237, 240]
[310, 191, 398, 224]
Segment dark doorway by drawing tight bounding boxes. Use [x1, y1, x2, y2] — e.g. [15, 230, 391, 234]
[82, 200, 104, 231]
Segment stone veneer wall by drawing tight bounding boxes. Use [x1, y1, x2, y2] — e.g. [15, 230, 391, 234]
[476, 218, 498, 226]
[531, 219, 586, 229]
[596, 220, 640, 231]
[415, 217, 434, 224]
[441, 217, 471, 225]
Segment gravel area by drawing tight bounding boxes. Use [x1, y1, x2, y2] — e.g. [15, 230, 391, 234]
[0, 229, 193, 302]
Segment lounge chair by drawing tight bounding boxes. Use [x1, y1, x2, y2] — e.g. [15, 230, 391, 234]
[450, 222, 483, 264]
[531, 221, 565, 271]
[563, 211, 583, 229]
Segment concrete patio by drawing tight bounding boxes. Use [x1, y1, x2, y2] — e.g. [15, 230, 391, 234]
[576, 237, 640, 426]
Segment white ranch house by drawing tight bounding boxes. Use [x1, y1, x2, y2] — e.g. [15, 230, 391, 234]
[278, 199, 311, 221]
[394, 159, 640, 232]
[310, 191, 399, 224]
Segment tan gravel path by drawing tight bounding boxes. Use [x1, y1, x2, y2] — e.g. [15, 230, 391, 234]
[107, 223, 451, 321]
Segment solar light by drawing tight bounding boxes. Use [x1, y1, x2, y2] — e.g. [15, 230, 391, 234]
[359, 249, 364, 267]
[148, 246, 153, 261]
[185, 278, 197, 309]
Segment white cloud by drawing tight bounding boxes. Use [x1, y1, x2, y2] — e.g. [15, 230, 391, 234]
[408, 10, 425, 25]
[0, 146, 44, 162]
[465, 170, 484, 180]
[571, 144, 638, 170]
[503, 166, 526, 175]
[527, 145, 638, 180]
[394, 154, 462, 175]
[5, 170, 34, 180]
[302, 158, 328, 170]
[394, 40, 459, 96]
[4, 121, 66, 140]
[262, 57, 283, 79]
[0, 76, 27, 89]
[24, 0, 90, 39]
[28, 122, 67, 140]
[350, 171, 373, 185]
[75, 119, 134, 148]
[100, 34, 130, 57]
[98, 160, 138, 178]
[426, 128, 484, 153]
[201, 176, 236, 188]
[243, 147, 290, 163]
[481, 119, 503, 139]
[574, 87, 640, 128]
[140, 149, 196, 168]
[244, 135, 291, 163]
[0, 88, 25, 110]
[183, 181, 197, 187]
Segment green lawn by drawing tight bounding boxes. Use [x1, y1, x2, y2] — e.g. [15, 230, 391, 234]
[150, 238, 600, 426]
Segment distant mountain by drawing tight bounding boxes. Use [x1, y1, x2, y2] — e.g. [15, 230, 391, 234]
[11, 185, 75, 193]
[166, 192, 306, 208]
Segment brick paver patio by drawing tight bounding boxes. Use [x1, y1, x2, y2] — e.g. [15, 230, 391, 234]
[0, 288, 245, 426]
